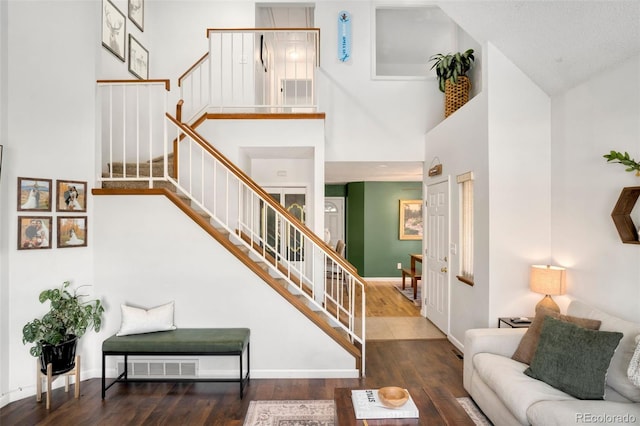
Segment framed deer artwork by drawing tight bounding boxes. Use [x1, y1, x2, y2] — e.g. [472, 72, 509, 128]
[128, 0, 144, 32]
[102, 0, 126, 62]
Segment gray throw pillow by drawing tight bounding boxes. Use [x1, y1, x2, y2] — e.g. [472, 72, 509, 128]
[512, 306, 602, 364]
[524, 316, 623, 400]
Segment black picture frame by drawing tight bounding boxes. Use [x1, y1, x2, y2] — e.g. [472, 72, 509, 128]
[128, 0, 144, 32]
[102, 0, 126, 62]
[128, 34, 149, 79]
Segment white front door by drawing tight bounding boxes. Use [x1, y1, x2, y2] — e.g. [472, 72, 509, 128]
[324, 197, 344, 249]
[424, 179, 449, 334]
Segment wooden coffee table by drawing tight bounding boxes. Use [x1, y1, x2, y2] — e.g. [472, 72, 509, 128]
[334, 386, 475, 425]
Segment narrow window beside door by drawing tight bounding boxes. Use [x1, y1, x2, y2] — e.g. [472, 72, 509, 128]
[456, 172, 474, 286]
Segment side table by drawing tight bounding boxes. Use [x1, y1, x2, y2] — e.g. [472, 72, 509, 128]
[497, 317, 532, 328]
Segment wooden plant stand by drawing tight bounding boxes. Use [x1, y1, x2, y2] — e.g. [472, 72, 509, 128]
[36, 355, 80, 409]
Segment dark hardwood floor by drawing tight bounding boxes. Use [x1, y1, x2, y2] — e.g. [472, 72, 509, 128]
[1, 282, 467, 425]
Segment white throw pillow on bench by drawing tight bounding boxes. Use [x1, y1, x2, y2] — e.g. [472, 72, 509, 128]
[116, 301, 177, 336]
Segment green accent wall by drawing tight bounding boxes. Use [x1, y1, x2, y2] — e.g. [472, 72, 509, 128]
[345, 182, 422, 277]
[345, 182, 365, 273]
[325, 184, 346, 197]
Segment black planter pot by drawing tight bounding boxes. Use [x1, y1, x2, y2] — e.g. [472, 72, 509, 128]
[39, 335, 78, 375]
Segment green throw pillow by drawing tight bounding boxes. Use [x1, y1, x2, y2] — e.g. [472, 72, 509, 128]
[524, 316, 623, 400]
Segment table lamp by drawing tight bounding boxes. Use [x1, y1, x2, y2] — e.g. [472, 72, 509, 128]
[530, 264, 566, 313]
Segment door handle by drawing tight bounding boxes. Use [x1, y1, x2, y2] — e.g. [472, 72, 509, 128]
[441, 267, 448, 273]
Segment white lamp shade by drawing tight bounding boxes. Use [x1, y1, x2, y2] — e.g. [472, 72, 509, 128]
[530, 265, 566, 296]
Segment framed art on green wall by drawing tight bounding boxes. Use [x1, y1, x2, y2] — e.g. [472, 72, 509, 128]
[399, 199, 423, 240]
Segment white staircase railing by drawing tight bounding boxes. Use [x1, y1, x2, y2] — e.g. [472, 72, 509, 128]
[97, 80, 366, 374]
[179, 29, 320, 123]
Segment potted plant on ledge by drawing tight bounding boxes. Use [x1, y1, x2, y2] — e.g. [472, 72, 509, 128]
[22, 281, 104, 375]
[429, 49, 475, 117]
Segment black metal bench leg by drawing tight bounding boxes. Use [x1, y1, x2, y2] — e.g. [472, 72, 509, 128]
[239, 352, 243, 399]
[102, 352, 106, 399]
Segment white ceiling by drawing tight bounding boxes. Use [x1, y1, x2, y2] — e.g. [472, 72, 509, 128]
[325, 162, 424, 184]
[439, 0, 640, 96]
[258, 1, 640, 184]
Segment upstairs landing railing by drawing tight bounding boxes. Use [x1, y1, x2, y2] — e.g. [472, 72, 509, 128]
[97, 80, 366, 374]
[178, 28, 320, 123]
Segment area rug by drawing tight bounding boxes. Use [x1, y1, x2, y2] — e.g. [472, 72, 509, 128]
[394, 284, 422, 307]
[243, 400, 335, 426]
[456, 397, 493, 426]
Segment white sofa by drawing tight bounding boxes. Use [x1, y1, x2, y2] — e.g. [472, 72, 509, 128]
[464, 300, 640, 426]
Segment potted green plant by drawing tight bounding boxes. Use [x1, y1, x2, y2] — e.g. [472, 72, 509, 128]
[428, 49, 475, 117]
[22, 281, 104, 374]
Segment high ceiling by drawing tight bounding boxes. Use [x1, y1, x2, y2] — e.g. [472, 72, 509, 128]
[259, 1, 640, 184]
[440, 1, 640, 96]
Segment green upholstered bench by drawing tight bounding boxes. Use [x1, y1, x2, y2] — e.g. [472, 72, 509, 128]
[102, 328, 250, 399]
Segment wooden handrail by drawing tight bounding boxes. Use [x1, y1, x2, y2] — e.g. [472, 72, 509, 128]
[166, 114, 361, 279]
[176, 100, 184, 123]
[177, 52, 209, 87]
[97, 79, 171, 91]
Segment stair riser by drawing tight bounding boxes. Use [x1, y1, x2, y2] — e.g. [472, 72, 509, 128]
[109, 162, 172, 176]
[101, 180, 177, 191]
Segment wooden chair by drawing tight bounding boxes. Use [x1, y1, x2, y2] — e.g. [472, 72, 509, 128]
[326, 240, 346, 281]
[36, 355, 80, 409]
[401, 268, 421, 299]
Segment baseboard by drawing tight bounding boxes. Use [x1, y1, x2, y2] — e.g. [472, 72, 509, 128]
[99, 367, 359, 380]
[448, 334, 464, 353]
[363, 277, 402, 282]
[249, 369, 360, 379]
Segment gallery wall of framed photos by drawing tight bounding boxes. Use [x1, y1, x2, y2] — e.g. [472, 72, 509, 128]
[17, 177, 88, 250]
[102, 0, 148, 80]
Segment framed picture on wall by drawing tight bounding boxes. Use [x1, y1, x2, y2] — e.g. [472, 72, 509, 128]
[18, 216, 52, 250]
[128, 34, 149, 79]
[56, 180, 87, 212]
[128, 0, 144, 32]
[399, 199, 423, 240]
[17, 177, 52, 211]
[102, 0, 126, 62]
[57, 216, 88, 248]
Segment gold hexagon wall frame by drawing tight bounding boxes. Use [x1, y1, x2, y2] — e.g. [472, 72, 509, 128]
[611, 186, 640, 244]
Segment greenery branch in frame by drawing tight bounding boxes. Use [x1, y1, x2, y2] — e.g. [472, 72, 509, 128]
[603, 150, 640, 176]
[399, 199, 423, 240]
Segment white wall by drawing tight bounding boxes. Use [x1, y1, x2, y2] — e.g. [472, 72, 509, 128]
[146, 1, 454, 164]
[316, 1, 442, 163]
[425, 91, 490, 348]
[1, 0, 99, 406]
[0, 1, 346, 407]
[425, 43, 551, 349]
[197, 118, 325, 236]
[486, 44, 552, 322]
[0, 0, 9, 407]
[93, 196, 355, 378]
[551, 54, 640, 322]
